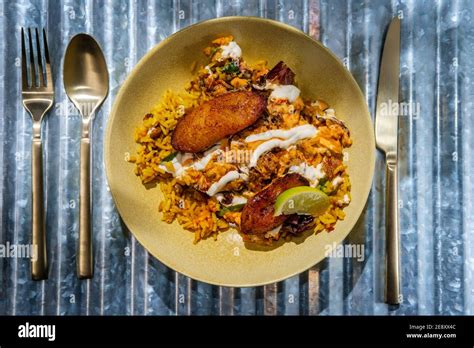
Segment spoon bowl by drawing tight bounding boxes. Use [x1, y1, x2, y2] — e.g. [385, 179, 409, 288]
[64, 33, 108, 118]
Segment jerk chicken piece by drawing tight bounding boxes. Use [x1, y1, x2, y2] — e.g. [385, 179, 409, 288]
[322, 156, 343, 180]
[240, 173, 309, 235]
[266, 61, 295, 85]
[171, 91, 266, 153]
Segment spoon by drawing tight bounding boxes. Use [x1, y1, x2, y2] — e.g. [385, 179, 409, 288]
[64, 34, 109, 279]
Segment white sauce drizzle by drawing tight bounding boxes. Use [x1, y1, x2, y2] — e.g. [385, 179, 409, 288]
[332, 176, 343, 188]
[288, 162, 325, 187]
[158, 145, 222, 178]
[206, 171, 242, 196]
[337, 194, 351, 206]
[204, 65, 213, 75]
[268, 84, 301, 102]
[245, 125, 316, 142]
[343, 194, 350, 204]
[264, 82, 301, 102]
[245, 125, 318, 167]
[220, 41, 242, 60]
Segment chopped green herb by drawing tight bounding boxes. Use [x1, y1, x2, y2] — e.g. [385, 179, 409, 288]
[317, 180, 336, 195]
[210, 46, 219, 57]
[221, 61, 240, 74]
[161, 152, 178, 162]
[217, 203, 246, 217]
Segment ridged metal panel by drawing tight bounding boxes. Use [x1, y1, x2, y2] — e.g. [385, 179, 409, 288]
[0, 0, 472, 315]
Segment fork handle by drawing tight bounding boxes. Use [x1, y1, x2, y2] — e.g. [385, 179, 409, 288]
[31, 138, 48, 280]
[385, 160, 400, 304]
[78, 136, 93, 279]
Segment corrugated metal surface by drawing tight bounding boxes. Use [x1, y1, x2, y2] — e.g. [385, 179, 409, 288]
[0, 0, 473, 315]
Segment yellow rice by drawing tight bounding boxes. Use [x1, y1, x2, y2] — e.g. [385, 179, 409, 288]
[131, 36, 353, 243]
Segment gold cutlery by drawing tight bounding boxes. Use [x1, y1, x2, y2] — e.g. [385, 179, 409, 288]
[375, 18, 401, 305]
[21, 28, 54, 280]
[63, 34, 109, 279]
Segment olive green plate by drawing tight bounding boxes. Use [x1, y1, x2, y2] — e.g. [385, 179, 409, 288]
[104, 17, 375, 287]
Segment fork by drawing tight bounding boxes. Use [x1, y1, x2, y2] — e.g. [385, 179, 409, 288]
[21, 28, 54, 280]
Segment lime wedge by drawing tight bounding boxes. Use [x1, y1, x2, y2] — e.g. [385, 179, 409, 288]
[274, 186, 330, 216]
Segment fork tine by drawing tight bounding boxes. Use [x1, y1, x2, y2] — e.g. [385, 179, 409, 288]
[42, 29, 53, 90]
[34, 28, 45, 87]
[21, 28, 28, 89]
[27, 28, 36, 87]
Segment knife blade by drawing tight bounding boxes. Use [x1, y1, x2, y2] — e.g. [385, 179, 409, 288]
[375, 17, 401, 305]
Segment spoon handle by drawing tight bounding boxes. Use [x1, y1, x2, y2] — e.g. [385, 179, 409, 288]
[78, 135, 93, 279]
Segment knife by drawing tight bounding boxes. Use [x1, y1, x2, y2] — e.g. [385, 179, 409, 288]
[375, 17, 401, 305]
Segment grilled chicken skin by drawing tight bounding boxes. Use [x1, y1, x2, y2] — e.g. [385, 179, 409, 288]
[171, 91, 266, 153]
[240, 173, 309, 235]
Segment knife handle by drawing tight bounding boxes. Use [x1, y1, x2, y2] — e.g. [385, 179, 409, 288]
[385, 160, 401, 304]
[31, 137, 48, 280]
[78, 136, 93, 279]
